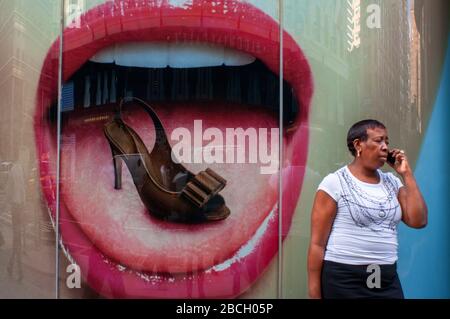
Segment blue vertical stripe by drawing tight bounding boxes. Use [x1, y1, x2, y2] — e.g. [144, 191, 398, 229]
[61, 82, 74, 112]
[398, 35, 450, 298]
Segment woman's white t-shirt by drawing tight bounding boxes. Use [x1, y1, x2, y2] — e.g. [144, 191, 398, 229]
[317, 165, 404, 265]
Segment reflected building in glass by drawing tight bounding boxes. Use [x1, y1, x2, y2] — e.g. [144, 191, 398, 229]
[0, 0, 58, 298]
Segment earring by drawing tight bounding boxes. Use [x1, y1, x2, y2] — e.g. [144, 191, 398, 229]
[357, 149, 361, 157]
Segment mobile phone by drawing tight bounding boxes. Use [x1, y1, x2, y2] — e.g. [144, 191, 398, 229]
[387, 151, 396, 165]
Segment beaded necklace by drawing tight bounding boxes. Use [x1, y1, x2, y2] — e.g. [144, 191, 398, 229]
[337, 167, 400, 232]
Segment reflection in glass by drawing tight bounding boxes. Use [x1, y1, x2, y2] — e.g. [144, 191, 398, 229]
[0, 0, 60, 298]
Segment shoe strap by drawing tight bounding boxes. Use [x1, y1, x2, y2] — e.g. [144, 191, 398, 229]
[181, 168, 227, 208]
[115, 97, 170, 148]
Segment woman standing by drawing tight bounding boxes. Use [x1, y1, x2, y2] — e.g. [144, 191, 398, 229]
[308, 119, 428, 299]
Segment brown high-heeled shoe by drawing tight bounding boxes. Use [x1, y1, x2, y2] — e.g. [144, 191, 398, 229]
[103, 97, 230, 223]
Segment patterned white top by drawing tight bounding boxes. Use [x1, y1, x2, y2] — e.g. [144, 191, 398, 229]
[318, 165, 404, 265]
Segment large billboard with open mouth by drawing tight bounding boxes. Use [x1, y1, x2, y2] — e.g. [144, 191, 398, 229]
[0, 0, 449, 299]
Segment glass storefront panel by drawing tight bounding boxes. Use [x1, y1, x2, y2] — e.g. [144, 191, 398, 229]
[281, 0, 450, 298]
[0, 0, 61, 298]
[58, 0, 282, 298]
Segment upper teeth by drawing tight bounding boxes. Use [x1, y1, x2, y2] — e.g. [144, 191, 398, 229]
[90, 42, 256, 68]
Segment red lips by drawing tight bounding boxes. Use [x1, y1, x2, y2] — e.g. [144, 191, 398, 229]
[34, 0, 313, 298]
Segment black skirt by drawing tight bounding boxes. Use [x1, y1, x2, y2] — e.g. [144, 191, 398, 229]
[321, 260, 404, 299]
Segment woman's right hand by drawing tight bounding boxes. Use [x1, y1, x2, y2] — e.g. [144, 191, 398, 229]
[308, 284, 322, 299]
[307, 190, 337, 300]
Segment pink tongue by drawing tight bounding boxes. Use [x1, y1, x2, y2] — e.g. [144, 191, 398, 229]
[60, 102, 279, 273]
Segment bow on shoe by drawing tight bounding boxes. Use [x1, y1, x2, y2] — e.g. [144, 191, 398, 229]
[181, 168, 227, 208]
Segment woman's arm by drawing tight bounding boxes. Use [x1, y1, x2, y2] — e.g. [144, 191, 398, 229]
[390, 149, 428, 228]
[398, 171, 428, 228]
[307, 190, 337, 299]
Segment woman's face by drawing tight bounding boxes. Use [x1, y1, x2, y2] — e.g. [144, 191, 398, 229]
[359, 127, 390, 169]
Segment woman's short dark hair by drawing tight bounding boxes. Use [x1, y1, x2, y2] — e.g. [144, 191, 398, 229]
[347, 119, 386, 156]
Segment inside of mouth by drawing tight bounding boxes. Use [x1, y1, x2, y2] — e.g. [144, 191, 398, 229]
[57, 100, 280, 273]
[43, 44, 301, 275]
[47, 59, 299, 126]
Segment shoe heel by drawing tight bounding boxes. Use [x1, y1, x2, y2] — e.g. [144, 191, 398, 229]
[110, 146, 122, 189]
